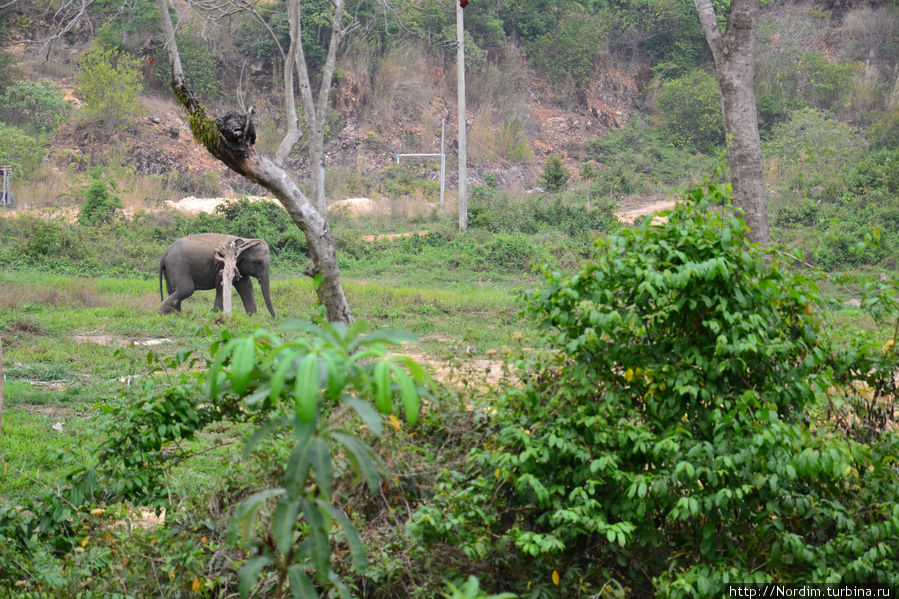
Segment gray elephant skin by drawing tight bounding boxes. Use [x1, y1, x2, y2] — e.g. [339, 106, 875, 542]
[158, 233, 276, 317]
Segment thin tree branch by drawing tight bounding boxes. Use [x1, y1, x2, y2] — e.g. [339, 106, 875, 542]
[693, 0, 723, 58]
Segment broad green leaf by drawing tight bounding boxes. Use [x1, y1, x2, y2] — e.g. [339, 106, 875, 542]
[287, 566, 318, 599]
[230, 337, 257, 396]
[229, 488, 285, 545]
[300, 499, 331, 584]
[390, 363, 419, 426]
[308, 437, 332, 497]
[332, 431, 381, 492]
[273, 495, 303, 556]
[320, 351, 347, 399]
[317, 499, 367, 572]
[343, 396, 383, 435]
[394, 355, 428, 383]
[373, 361, 392, 414]
[294, 354, 320, 423]
[238, 554, 272, 599]
[270, 348, 303, 402]
[206, 338, 238, 397]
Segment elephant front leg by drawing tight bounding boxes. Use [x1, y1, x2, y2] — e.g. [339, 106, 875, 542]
[236, 278, 258, 315]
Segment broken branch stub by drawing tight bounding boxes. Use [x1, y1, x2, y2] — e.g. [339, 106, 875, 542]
[215, 239, 262, 315]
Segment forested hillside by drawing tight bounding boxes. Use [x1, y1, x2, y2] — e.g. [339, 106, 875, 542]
[1, 1, 898, 597]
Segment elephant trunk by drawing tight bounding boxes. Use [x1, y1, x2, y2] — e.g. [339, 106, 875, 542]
[259, 272, 276, 317]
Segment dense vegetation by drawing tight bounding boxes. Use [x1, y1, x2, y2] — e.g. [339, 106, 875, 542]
[1, 0, 898, 596]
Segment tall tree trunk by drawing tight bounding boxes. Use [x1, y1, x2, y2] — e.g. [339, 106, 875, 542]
[291, 0, 346, 215]
[0, 333, 4, 437]
[694, 0, 770, 244]
[158, 0, 353, 323]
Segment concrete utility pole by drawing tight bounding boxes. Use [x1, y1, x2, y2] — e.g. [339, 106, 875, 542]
[456, 0, 468, 231]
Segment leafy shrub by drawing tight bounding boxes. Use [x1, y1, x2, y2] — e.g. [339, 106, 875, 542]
[527, 7, 608, 87]
[153, 32, 219, 101]
[765, 108, 863, 197]
[538, 156, 570, 192]
[468, 183, 616, 238]
[78, 177, 124, 227]
[0, 123, 47, 181]
[206, 198, 308, 263]
[412, 185, 899, 596]
[868, 108, 899, 152]
[585, 117, 716, 194]
[0, 80, 70, 133]
[657, 70, 725, 154]
[76, 43, 145, 134]
[0, 321, 427, 598]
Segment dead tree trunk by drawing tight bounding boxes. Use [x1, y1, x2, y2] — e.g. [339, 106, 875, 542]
[694, 0, 770, 244]
[157, 0, 353, 323]
[215, 239, 262, 316]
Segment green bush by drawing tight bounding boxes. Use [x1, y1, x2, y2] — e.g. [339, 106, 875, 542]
[765, 108, 863, 197]
[538, 156, 570, 192]
[76, 43, 145, 134]
[0, 79, 70, 133]
[0, 123, 47, 181]
[585, 117, 716, 194]
[657, 70, 725, 154]
[412, 185, 899, 596]
[206, 198, 308, 263]
[468, 183, 616, 238]
[78, 177, 124, 227]
[153, 33, 219, 101]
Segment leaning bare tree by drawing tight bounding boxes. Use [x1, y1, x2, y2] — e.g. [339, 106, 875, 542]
[694, 0, 770, 245]
[157, 0, 353, 323]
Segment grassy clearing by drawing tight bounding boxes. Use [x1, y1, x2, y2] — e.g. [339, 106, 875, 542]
[0, 267, 529, 502]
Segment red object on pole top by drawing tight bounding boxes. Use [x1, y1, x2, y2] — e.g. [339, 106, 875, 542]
[460, 0, 468, 7]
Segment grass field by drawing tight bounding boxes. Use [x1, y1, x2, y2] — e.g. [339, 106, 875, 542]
[0, 268, 530, 503]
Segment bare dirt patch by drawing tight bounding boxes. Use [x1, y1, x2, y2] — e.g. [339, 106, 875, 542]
[72, 334, 173, 347]
[615, 197, 678, 224]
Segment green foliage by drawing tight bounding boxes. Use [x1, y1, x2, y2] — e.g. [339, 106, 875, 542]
[76, 43, 145, 134]
[0, 319, 427, 597]
[0, 80, 70, 133]
[538, 157, 570, 192]
[203, 198, 309, 263]
[380, 163, 442, 198]
[444, 576, 516, 599]
[0, 49, 20, 89]
[468, 182, 617, 238]
[585, 117, 717, 195]
[412, 185, 899, 595]
[527, 6, 608, 87]
[77, 177, 124, 227]
[765, 108, 863, 198]
[868, 108, 899, 152]
[153, 32, 219, 101]
[209, 321, 426, 597]
[0, 123, 47, 181]
[90, 0, 160, 38]
[657, 70, 725, 154]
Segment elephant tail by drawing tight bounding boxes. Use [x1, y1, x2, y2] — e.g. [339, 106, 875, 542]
[159, 261, 165, 301]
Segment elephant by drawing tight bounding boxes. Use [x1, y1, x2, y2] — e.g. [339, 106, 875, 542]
[158, 233, 276, 317]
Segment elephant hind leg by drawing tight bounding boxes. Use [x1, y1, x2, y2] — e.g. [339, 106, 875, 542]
[159, 287, 194, 315]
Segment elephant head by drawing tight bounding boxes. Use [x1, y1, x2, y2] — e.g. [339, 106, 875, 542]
[231, 238, 276, 318]
[158, 233, 276, 317]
